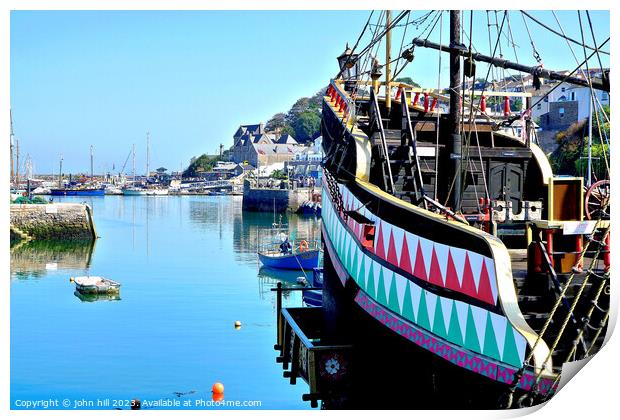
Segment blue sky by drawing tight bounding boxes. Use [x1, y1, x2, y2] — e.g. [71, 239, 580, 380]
[10, 10, 609, 175]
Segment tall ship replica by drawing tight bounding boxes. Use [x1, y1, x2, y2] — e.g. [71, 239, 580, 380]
[311, 10, 610, 408]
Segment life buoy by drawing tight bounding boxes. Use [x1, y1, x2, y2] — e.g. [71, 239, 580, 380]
[299, 240, 309, 252]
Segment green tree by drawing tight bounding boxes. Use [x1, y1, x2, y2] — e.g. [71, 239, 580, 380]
[265, 112, 287, 132]
[291, 111, 321, 142]
[183, 154, 220, 177]
[395, 77, 420, 88]
[271, 169, 288, 180]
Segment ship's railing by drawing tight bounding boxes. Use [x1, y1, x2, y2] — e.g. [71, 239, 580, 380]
[346, 79, 532, 118]
[326, 79, 355, 122]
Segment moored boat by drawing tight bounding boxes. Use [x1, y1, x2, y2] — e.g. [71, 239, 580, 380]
[258, 248, 320, 270]
[70, 276, 121, 294]
[122, 186, 148, 196]
[146, 187, 169, 195]
[50, 187, 105, 196]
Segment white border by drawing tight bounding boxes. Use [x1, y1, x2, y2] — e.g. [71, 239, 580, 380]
[2, 2, 617, 420]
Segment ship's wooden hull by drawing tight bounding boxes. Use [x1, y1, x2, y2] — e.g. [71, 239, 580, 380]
[320, 175, 558, 399]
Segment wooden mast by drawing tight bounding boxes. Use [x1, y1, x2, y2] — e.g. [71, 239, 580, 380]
[449, 10, 462, 210]
[385, 10, 392, 114]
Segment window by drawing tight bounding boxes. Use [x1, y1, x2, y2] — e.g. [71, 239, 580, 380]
[537, 103, 541, 110]
[559, 107, 565, 117]
[561, 87, 566, 92]
[570, 92, 576, 101]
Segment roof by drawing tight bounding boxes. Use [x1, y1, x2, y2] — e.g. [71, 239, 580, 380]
[233, 123, 264, 139]
[236, 163, 255, 171]
[253, 144, 307, 155]
[277, 134, 298, 144]
[253, 134, 273, 144]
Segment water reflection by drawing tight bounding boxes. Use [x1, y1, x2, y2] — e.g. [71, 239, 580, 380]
[74, 290, 122, 303]
[10, 239, 96, 279]
[257, 266, 307, 302]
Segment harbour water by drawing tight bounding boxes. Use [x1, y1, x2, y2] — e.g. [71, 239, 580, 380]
[10, 195, 321, 409]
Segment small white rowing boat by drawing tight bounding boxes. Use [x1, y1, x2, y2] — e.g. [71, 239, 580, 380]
[70, 276, 121, 294]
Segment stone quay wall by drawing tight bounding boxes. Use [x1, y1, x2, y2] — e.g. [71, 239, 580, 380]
[242, 182, 314, 213]
[10, 203, 97, 240]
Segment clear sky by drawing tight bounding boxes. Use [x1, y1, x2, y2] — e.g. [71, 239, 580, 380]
[10, 10, 609, 175]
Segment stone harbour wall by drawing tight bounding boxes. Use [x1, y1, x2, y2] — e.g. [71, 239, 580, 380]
[242, 184, 314, 213]
[10, 203, 97, 240]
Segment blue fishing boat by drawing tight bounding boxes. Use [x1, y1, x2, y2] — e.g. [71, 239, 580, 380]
[50, 187, 105, 196]
[258, 248, 320, 270]
[257, 221, 321, 270]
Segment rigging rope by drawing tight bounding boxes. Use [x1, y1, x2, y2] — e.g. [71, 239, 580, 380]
[334, 11, 375, 80]
[445, 10, 506, 210]
[433, 11, 443, 201]
[520, 10, 609, 56]
[585, 11, 605, 74]
[577, 11, 610, 178]
[520, 11, 543, 64]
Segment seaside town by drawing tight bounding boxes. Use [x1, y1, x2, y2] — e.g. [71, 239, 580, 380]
[9, 9, 611, 412]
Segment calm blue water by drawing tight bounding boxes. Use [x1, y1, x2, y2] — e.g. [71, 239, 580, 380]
[11, 195, 321, 410]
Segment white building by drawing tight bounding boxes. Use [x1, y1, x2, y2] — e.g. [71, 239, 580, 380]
[530, 69, 609, 123]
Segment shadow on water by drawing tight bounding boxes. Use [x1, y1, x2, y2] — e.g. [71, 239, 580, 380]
[10, 239, 96, 279]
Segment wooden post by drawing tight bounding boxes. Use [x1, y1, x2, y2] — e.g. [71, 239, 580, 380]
[289, 334, 300, 385]
[274, 281, 284, 354]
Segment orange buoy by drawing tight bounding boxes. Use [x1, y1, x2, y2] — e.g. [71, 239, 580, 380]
[212, 382, 225, 394]
[212, 392, 224, 402]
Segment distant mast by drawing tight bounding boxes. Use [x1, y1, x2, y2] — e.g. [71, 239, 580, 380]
[90, 145, 94, 181]
[146, 131, 150, 179]
[132, 143, 136, 182]
[58, 155, 63, 188]
[10, 110, 14, 184]
[15, 137, 20, 187]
